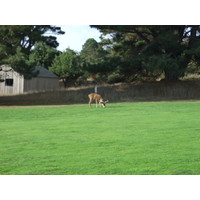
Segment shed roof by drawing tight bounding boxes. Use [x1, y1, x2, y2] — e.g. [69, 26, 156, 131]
[34, 66, 58, 78]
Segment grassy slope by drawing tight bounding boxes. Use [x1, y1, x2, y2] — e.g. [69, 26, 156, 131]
[0, 102, 200, 175]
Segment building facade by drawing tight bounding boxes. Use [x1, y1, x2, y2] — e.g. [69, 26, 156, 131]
[0, 65, 59, 95]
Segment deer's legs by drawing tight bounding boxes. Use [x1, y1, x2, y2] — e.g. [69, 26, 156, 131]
[89, 98, 92, 107]
[95, 100, 98, 107]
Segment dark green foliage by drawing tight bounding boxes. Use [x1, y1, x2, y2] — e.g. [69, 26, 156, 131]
[49, 48, 83, 87]
[79, 38, 111, 82]
[0, 25, 64, 57]
[80, 39, 107, 67]
[2, 25, 200, 83]
[107, 72, 123, 84]
[0, 25, 64, 78]
[29, 42, 60, 69]
[7, 47, 37, 79]
[91, 25, 200, 81]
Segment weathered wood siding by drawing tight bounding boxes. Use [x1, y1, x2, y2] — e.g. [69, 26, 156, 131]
[0, 65, 59, 95]
[24, 77, 59, 92]
[0, 65, 24, 95]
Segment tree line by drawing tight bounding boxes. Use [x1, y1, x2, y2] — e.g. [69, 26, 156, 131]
[1, 25, 200, 87]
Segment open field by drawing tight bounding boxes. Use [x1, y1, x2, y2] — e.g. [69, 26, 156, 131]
[1, 102, 200, 175]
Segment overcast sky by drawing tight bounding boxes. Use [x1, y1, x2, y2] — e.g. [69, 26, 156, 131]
[55, 25, 101, 52]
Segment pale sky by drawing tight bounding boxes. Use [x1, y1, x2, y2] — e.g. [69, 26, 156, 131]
[56, 25, 102, 52]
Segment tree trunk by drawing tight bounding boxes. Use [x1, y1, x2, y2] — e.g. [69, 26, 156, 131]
[188, 26, 198, 48]
[164, 70, 180, 81]
[62, 79, 67, 88]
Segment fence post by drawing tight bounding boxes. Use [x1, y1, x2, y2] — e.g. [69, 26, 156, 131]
[94, 86, 98, 93]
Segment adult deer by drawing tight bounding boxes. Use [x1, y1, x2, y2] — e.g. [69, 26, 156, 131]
[88, 93, 109, 108]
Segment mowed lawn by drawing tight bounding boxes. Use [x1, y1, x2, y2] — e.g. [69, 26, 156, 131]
[1, 102, 200, 175]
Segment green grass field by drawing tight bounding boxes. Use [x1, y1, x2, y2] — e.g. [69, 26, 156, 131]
[1, 102, 200, 175]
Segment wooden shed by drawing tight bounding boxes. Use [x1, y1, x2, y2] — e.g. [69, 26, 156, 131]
[0, 65, 59, 95]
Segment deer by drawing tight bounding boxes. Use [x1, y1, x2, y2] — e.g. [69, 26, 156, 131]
[88, 93, 109, 108]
